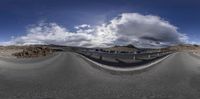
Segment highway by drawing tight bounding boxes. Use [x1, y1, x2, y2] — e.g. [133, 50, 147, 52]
[0, 52, 200, 99]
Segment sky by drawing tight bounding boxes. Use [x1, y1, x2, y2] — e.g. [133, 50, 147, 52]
[0, 0, 200, 47]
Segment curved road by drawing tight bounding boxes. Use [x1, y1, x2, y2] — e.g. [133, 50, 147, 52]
[0, 52, 200, 99]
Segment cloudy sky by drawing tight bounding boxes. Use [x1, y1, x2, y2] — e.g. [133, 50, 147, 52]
[0, 0, 200, 47]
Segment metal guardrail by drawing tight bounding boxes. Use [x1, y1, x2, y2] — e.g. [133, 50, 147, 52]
[78, 51, 172, 67]
[77, 50, 173, 61]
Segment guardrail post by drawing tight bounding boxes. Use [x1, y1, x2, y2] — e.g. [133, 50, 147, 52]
[148, 54, 151, 58]
[99, 55, 102, 60]
[133, 55, 135, 60]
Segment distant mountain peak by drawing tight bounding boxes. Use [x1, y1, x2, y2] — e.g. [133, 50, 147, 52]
[125, 44, 138, 49]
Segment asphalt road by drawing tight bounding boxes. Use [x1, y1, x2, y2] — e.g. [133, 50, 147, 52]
[0, 52, 200, 99]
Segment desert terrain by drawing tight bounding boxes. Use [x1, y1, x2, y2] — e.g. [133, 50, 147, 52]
[0, 45, 55, 59]
[0, 46, 23, 58]
[0, 44, 200, 59]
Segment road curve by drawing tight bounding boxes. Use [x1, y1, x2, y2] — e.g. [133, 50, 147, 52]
[0, 52, 200, 99]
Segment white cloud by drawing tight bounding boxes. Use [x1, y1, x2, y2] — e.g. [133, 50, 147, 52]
[9, 23, 94, 47]
[74, 24, 91, 29]
[2, 13, 188, 48]
[102, 13, 188, 47]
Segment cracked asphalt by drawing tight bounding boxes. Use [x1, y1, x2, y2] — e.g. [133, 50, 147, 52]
[0, 52, 200, 99]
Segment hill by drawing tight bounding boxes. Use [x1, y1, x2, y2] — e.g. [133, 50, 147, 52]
[164, 44, 200, 52]
[103, 44, 139, 52]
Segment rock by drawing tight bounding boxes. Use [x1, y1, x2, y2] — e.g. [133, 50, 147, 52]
[12, 46, 54, 58]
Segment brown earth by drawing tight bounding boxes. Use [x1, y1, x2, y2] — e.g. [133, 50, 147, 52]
[164, 44, 200, 52]
[12, 46, 54, 58]
[0, 46, 23, 58]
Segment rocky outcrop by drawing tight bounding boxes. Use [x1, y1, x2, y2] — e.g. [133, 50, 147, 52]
[12, 46, 54, 58]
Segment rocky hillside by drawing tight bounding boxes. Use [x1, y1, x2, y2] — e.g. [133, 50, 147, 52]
[12, 46, 54, 58]
[165, 44, 200, 51]
[0, 46, 23, 58]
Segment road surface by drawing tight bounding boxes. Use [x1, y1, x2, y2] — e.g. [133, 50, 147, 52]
[0, 52, 200, 99]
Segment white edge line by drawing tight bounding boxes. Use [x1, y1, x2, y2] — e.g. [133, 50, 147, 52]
[77, 53, 174, 72]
